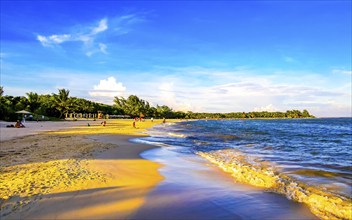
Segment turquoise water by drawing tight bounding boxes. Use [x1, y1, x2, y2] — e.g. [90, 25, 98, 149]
[138, 118, 352, 198]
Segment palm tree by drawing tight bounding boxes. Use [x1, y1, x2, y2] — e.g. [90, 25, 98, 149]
[26, 92, 41, 113]
[0, 86, 3, 97]
[52, 89, 72, 119]
[114, 95, 150, 117]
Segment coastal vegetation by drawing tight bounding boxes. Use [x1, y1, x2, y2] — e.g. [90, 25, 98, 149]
[0, 86, 314, 121]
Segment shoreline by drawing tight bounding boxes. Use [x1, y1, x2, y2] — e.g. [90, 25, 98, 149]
[0, 119, 166, 219]
[132, 147, 319, 220]
[2, 119, 346, 219]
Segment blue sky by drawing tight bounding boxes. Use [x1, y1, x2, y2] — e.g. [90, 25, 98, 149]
[1, 1, 351, 117]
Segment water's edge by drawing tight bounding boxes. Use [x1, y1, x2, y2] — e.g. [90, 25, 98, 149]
[132, 119, 352, 220]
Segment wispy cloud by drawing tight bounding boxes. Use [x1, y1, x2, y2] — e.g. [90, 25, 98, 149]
[332, 68, 352, 75]
[36, 14, 142, 56]
[91, 19, 108, 35]
[3, 63, 350, 117]
[37, 18, 108, 47]
[85, 43, 108, 57]
[99, 43, 108, 54]
[125, 66, 350, 116]
[283, 56, 297, 63]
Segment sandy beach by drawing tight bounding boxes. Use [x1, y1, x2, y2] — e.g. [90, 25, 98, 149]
[0, 120, 93, 142]
[0, 119, 327, 220]
[0, 119, 166, 219]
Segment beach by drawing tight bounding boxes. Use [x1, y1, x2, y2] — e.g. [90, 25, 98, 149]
[1, 119, 348, 219]
[0, 119, 165, 219]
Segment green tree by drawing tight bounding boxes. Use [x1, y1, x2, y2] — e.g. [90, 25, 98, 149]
[0, 87, 8, 120]
[26, 92, 41, 113]
[302, 109, 312, 118]
[147, 106, 157, 118]
[156, 105, 173, 118]
[52, 89, 73, 119]
[114, 95, 150, 117]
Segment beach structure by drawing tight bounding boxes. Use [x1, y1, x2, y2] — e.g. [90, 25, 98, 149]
[97, 111, 103, 119]
[15, 110, 31, 122]
[65, 112, 100, 119]
[65, 112, 131, 120]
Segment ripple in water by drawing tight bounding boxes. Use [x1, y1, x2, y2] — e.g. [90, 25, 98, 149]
[139, 118, 352, 219]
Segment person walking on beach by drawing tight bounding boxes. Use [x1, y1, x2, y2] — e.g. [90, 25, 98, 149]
[133, 121, 136, 128]
[163, 118, 166, 123]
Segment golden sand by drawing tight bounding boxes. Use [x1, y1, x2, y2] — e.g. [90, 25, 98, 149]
[51, 119, 165, 136]
[0, 119, 173, 219]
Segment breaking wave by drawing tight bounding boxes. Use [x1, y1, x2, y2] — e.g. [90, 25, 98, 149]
[197, 149, 352, 220]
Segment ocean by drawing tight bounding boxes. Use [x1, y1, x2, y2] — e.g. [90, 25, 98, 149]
[134, 118, 352, 219]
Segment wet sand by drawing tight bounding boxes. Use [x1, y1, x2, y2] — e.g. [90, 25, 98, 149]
[130, 146, 318, 220]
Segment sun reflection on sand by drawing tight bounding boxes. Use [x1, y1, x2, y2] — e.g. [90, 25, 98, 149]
[0, 119, 168, 219]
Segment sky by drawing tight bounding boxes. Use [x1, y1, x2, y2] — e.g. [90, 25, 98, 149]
[1, 1, 351, 117]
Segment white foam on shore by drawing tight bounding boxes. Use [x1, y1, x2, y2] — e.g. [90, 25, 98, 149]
[198, 149, 352, 220]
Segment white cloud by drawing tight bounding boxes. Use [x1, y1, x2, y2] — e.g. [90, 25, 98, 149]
[85, 43, 108, 57]
[254, 104, 279, 112]
[37, 18, 109, 55]
[89, 77, 126, 103]
[91, 19, 108, 34]
[154, 79, 200, 112]
[332, 69, 352, 75]
[158, 82, 175, 102]
[99, 43, 108, 54]
[49, 34, 72, 43]
[36, 14, 143, 56]
[37, 35, 50, 46]
[4, 63, 350, 117]
[93, 77, 125, 91]
[37, 34, 73, 47]
[283, 56, 296, 63]
[128, 66, 351, 116]
[85, 51, 94, 57]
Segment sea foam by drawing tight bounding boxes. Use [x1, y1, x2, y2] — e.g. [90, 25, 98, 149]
[198, 149, 352, 220]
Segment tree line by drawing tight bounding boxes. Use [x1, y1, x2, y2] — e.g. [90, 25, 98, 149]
[0, 86, 314, 121]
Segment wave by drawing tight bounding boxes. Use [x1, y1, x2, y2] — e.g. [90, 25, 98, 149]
[167, 132, 187, 138]
[288, 169, 350, 178]
[197, 149, 352, 220]
[131, 138, 173, 148]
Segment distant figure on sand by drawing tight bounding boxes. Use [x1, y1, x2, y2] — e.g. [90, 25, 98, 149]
[163, 118, 166, 123]
[101, 121, 106, 126]
[151, 117, 154, 122]
[15, 120, 25, 128]
[132, 121, 136, 128]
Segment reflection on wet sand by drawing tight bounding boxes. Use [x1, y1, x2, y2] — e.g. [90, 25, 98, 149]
[132, 147, 318, 220]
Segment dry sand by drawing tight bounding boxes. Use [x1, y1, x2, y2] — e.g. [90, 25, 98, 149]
[0, 120, 92, 142]
[0, 119, 166, 219]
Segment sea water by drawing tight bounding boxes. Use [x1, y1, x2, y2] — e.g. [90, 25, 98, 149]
[135, 118, 352, 219]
